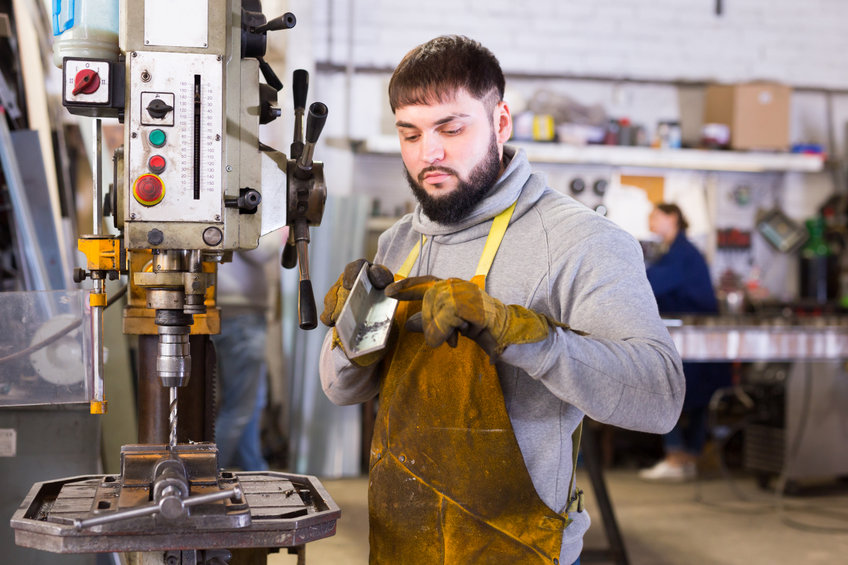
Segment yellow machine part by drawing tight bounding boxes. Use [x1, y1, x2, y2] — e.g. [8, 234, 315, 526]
[122, 250, 220, 336]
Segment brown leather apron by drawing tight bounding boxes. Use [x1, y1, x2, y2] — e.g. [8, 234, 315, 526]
[369, 204, 579, 564]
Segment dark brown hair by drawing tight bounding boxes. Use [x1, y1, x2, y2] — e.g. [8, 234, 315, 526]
[656, 203, 689, 232]
[388, 35, 505, 114]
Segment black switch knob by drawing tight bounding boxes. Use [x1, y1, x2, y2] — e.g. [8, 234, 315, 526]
[570, 178, 586, 194]
[146, 98, 174, 119]
[593, 179, 608, 196]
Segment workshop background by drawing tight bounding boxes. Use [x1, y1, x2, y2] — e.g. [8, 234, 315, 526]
[2, 0, 848, 564]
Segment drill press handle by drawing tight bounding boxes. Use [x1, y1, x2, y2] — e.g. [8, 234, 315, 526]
[283, 80, 328, 330]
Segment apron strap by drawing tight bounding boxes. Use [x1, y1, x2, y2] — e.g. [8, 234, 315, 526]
[397, 237, 425, 279]
[398, 201, 518, 283]
[565, 419, 585, 515]
[474, 200, 517, 280]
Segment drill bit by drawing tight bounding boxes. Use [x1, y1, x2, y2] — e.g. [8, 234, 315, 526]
[169, 386, 178, 449]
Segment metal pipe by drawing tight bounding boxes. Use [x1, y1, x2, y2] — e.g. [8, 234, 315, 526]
[93, 118, 103, 235]
[91, 278, 105, 409]
[91, 118, 105, 411]
[72, 487, 242, 530]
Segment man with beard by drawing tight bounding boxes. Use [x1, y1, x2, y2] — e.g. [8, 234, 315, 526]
[319, 35, 684, 565]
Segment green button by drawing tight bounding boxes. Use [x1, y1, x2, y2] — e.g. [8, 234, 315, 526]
[148, 129, 166, 147]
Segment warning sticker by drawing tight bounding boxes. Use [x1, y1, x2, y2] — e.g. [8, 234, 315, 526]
[0, 428, 17, 457]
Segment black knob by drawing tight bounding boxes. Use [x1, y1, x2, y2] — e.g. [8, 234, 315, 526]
[146, 98, 173, 119]
[258, 58, 283, 92]
[254, 12, 296, 34]
[259, 83, 281, 124]
[570, 178, 585, 194]
[239, 188, 262, 212]
[593, 179, 608, 196]
[73, 267, 87, 283]
[305, 102, 328, 144]
[293, 69, 309, 110]
[281, 242, 298, 269]
[298, 279, 317, 330]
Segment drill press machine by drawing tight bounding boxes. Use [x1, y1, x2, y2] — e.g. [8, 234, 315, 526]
[11, 1, 338, 563]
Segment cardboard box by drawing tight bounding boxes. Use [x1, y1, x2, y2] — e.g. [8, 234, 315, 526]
[703, 82, 792, 151]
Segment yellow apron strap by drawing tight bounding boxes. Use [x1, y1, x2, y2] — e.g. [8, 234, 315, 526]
[397, 237, 426, 278]
[397, 201, 518, 283]
[474, 200, 517, 280]
[565, 419, 585, 515]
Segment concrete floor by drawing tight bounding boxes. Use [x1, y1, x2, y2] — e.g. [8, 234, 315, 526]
[269, 470, 848, 565]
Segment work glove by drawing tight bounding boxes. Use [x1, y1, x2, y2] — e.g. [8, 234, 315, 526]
[386, 276, 582, 363]
[321, 258, 394, 366]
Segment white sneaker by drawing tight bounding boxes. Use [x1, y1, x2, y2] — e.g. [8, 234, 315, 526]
[638, 460, 696, 482]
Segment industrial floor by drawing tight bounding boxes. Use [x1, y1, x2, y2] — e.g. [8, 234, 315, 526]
[268, 470, 848, 565]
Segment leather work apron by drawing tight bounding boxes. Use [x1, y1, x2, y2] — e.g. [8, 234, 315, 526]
[369, 203, 582, 564]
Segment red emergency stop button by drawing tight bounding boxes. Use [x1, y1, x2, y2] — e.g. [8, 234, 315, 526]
[148, 155, 166, 174]
[72, 69, 101, 95]
[133, 174, 165, 206]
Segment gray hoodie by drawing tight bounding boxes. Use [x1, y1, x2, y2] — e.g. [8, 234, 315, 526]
[319, 145, 685, 563]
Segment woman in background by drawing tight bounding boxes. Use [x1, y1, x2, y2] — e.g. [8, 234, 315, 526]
[640, 203, 731, 481]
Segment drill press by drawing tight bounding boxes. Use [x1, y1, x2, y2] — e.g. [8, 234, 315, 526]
[10, 1, 338, 563]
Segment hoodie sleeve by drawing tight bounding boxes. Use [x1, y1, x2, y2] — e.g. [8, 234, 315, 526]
[318, 230, 401, 406]
[318, 330, 381, 405]
[500, 226, 685, 434]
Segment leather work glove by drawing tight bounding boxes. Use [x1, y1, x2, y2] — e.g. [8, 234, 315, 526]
[385, 276, 581, 363]
[321, 258, 394, 366]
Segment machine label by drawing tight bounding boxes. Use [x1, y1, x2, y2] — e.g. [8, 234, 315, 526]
[144, 0, 209, 48]
[0, 428, 16, 457]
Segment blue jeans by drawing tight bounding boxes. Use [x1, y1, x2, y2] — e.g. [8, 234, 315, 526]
[212, 312, 269, 471]
[663, 405, 708, 456]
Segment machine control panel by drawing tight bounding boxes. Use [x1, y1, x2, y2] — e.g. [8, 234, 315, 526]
[126, 51, 223, 228]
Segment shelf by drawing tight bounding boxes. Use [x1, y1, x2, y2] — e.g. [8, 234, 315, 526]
[352, 135, 826, 173]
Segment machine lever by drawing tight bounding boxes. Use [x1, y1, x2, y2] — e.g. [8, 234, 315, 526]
[258, 57, 283, 91]
[304, 102, 328, 145]
[73, 486, 243, 530]
[292, 220, 316, 329]
[299, 279, 317, 330]
[292, 69, 308, 111]
[291, 69, 309, 160]
[281, 241, 298, 269]
[295, 102, 328, 178]
[252, 12, 296, 34]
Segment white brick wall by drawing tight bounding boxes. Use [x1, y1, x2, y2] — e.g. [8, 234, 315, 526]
[310, 0, 848, 89]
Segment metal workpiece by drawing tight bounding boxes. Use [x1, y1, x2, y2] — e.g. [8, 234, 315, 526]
[10, 444, 340, 554]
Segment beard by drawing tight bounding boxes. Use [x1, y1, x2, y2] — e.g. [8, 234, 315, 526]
[405, 133, 502, 225]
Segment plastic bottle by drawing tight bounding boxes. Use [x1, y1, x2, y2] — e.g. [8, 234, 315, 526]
[52, 0, 120, 68]
[799, 216, 838, 304]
